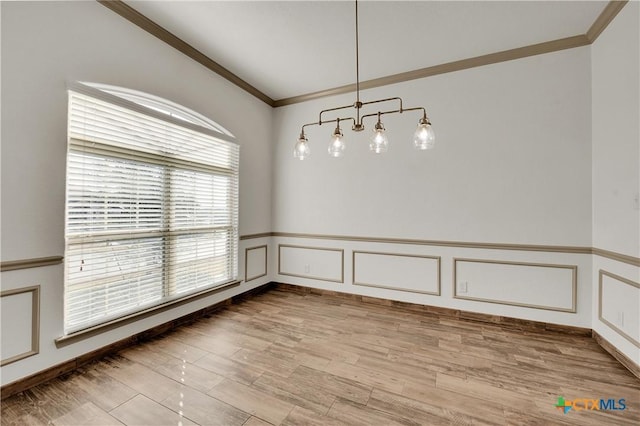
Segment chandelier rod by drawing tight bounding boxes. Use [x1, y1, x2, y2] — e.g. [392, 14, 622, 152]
[292, 0, 435, 160]
[355, 0, 360, 107]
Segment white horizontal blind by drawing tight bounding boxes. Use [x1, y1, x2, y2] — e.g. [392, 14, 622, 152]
[65, 89, 238, 333]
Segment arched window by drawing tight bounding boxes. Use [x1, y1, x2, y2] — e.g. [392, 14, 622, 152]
[64, 82, 239, 334]
[82, 82, 234, 137]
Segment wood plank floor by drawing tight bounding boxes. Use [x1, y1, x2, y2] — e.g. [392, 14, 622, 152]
[2, 287, 639, 425]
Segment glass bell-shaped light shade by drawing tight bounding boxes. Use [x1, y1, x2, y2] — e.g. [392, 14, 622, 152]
[328, 124, 346, 158]
[413, 117, 435, 150]
[369, 119, 388, 154]
[293, 132, 310, 160]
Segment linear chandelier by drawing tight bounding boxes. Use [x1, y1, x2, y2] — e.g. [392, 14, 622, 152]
[294, 0, 434, 160]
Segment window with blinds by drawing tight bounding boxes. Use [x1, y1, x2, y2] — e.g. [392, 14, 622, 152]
[64, 84, 239, 334]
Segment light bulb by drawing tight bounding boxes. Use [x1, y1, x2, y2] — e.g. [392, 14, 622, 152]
[293, 133, 310, 160]
[413, 117, 435, 150]
[328, 125, 346, 158]
[369, 120, 388, 154]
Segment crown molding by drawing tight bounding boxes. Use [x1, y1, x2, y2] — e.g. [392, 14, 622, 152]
[100, 1, 627, 107]
[273, 35, 590, 107]
[97, 0, 275, 107]
[586, 0, 629, 43]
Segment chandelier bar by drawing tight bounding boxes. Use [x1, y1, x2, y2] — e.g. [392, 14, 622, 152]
[293, 0, 435, 160]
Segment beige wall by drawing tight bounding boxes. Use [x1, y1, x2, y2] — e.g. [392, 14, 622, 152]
[1, 0, 638, 386]
[273, 47, 592, 246]
[0, 1, 273, 385]
[271, 45, 594, 328]
[591, 1, 640, 366]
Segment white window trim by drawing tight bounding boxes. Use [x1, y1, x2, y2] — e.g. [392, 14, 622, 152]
[63, 82, 239, 336]
[67, 82, 237, 145]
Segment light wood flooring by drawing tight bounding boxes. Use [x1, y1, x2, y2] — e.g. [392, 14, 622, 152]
[2, 286, 639, 425]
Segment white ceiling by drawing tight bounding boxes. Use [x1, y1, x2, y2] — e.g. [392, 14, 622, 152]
[126, 1, 608, 101]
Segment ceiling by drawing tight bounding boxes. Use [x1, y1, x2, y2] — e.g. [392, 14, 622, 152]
[125, 0, 609, 102]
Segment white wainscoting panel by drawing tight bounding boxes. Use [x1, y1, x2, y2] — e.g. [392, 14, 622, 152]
[353, 251, 440, 295]
[599, 270, 640, 348]
[245, 245, 268, 282]
[278, 244, 344, 283]
[1, 285, 40, 365]
[454, 259, 576, 312]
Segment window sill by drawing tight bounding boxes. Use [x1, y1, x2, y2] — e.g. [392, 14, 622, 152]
[55, 280, 241, 348]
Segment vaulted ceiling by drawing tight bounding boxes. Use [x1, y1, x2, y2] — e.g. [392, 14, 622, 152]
[118, 1, 616, 105]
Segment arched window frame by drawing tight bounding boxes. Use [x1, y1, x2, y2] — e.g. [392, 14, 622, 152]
[62, 82, 239, 336]
[83, 82, 234, 137]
